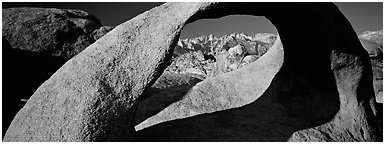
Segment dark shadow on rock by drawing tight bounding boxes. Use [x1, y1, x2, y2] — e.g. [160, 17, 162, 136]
[134, 38, 341, 141]
[135, 69, 340, 141]
[2, 37, 67, 137]
[376, 103, 383, 134]
[135, 3, 380, 141]
[135, 83, 201, 125]
[4, 2, 380, 141]
[135, 72, 204, 125]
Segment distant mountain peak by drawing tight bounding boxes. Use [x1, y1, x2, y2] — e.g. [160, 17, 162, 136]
[358, 29, 383, 46]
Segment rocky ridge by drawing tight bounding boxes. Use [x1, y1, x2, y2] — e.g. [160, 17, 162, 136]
[167, 33, 277, 77]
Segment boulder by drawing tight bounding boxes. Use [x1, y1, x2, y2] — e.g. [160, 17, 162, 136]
[239, 55, 259, 67]
[210, 50, 231, 76]
[228, 44, 246, 56]
[2, 7, 102, 59]
[166, 51, 214, 76]
[172, 33, 277, 77]
[175, 33, 276, 58]
[91, 26, 115, 40]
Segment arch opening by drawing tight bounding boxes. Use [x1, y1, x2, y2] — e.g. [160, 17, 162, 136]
[135, 3, 344, 140]
[135, 3, 379, 141]
[165, 15, 278, 77]
[4, 3, 380, 142]
[135, 14, 280, 128]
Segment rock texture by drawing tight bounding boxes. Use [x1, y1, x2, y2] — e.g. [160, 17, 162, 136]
[166, 50, 215, 76]
[175, 33, 276, 57]
[2, 8, 109, 136]
[134, 2, 381, 141]
[168, 33, 276, 77]
[91, 26, 115, 41]
[2, 36, 68, 137]
[2, 7, 102, 59]
[135, 36, 284, 131]
[135, 72, 204, 125]
[4, 3, 199, 141]
[4, 2, 381, 142]
[358, 30, 383, 103]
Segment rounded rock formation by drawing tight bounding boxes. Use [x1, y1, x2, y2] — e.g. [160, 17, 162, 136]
[4, 2, 381, 142]
[4, 3, 198, 141]
[135, 2, 381, 141]
[2, 7, 102, 59]
[240, 55, 259, 67]
[228, 44, 246, 56]
[2, 8, 105, 136]
[91, 26, 115, 40]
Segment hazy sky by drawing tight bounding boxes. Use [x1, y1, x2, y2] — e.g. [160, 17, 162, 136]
[3, 2, 383, 39]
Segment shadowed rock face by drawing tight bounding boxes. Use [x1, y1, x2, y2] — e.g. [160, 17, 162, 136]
[134, 3, 380, 141]
[3, 3, 200, 141]
[358, 30, 383, 104]
[4, 2, 381, 142]
[2, 8, 106, 137]
[2, 37, 68, 138]
[135, 72, 204, 125]
[2, 8, 102, 59]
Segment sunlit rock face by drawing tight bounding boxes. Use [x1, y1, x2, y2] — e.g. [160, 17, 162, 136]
[168, 33, 277, 77]
[4, 3, 381, 142]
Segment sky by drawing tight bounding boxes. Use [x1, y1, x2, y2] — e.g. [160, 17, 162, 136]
[2, 2, 383, 39]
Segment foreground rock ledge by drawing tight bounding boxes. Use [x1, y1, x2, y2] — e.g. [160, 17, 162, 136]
[4, 2, 381, 142]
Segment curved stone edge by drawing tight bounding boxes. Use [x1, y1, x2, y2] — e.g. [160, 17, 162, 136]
[3, 3, 206, 141]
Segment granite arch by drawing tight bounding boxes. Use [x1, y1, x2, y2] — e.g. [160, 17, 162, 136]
[4, 2, 380, 142]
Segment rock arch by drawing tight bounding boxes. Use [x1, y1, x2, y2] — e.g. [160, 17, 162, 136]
[4, 2, 381, 141]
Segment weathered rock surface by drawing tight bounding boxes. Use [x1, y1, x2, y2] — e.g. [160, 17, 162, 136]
[358, 30, 383, 103]
[134, 2, 381, 142]
[240, 55, 259, 67]
[91, 26, 115, 40]
[2, 37, 65, 138]
[371, 60, 383, 104]
[2, 7, 102, 59]
[4, 3, 200, 141]
[166, 50, 215, 76]
[2, 8, 108, 137]
[175, 33, 276, 57]
[135, 36, 284, 131]
[169, 33, 276, 77]
[135, 72, 204, 125]
[5, 2, 381, 142]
